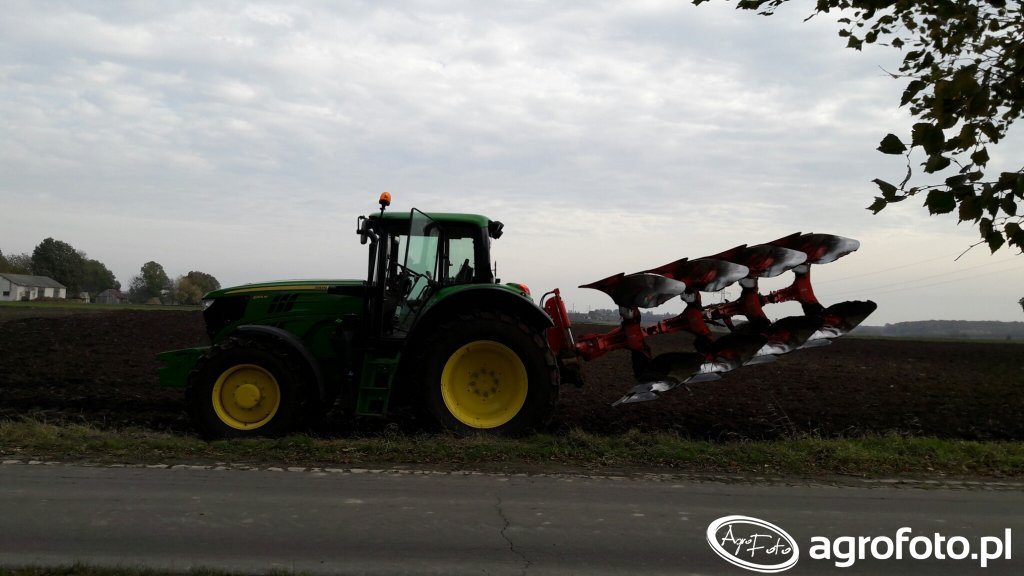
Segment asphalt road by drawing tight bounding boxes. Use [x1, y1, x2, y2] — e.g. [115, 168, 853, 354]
[0, 462, 1021, 575]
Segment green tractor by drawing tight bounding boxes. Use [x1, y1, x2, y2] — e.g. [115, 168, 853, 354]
[158, 194, 559, 438]
[159, 193, 877, 438]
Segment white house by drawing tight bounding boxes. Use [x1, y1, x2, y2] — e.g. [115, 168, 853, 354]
[0, 273, 67, 301]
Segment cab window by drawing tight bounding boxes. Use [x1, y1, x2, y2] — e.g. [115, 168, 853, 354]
[446, 236, 476, 284]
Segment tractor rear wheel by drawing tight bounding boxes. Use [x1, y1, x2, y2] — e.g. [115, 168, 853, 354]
[186, 337, 309, 439]
[421, 311, 558, 435]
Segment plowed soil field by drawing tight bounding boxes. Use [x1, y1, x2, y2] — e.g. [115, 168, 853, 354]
[1, 308, 1022, 439]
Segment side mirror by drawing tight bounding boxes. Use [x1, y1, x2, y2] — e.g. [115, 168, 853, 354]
[357, 216, 377, 245]
[488, 220, 504, 239]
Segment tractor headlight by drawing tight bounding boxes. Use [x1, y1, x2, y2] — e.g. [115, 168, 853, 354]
[202, 299, 215, 311]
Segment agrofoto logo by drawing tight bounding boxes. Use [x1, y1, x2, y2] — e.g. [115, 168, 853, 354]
[707, 515, 1013, 572]
[706, 515, 800, 573]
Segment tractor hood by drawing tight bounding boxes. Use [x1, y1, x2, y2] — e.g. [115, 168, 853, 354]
[198, 279, 369, 342]
[206, 279, 366, 298]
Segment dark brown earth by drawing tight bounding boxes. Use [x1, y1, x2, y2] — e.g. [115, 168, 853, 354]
[1, 309, 1022, 440]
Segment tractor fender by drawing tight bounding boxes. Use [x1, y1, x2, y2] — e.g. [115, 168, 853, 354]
[237, 324, 327, 402]
[407, 285, 554, 346]
[393, 285, 558, 418]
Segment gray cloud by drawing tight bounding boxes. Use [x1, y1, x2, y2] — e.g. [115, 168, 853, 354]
[2, 1, 1021, 322]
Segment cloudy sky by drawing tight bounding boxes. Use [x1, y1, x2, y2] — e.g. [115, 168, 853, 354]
[2, 0, 1022, 325]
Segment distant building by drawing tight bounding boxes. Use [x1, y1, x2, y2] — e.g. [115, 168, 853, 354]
[0, 274, 67, 301]
[95, 288, 129, 305]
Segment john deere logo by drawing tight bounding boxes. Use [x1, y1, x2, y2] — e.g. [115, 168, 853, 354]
[707, 515, 800, 573]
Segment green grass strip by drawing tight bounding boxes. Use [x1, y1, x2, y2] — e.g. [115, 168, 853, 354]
[3, 420, 1024, 479]
[0, 564, 297, 576]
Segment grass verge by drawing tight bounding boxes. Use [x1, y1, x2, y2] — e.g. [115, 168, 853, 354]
[3, 419, 1023, 479]
[0, 565, 287, 576]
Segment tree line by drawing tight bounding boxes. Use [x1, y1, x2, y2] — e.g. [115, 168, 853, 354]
[0, 238, 219, 305]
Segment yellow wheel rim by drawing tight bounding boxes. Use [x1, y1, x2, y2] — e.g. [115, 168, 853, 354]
[440, 340, 528, 429]
[211, 364, 281, 431]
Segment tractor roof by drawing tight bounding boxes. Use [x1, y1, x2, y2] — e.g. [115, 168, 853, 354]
[371, 211, 492, 229]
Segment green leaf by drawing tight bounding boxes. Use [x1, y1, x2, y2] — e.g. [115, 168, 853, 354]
[979, 122, 1001, 142]
[872, 178, 899, 199]
[945, 174, 967, 187]
[996, 171, 1018, 192]
[1001, 196, 1017, 217]
[924, 154, 952, 173]
[873, 180, 906, 202]
[970, 148, 989, 166]
[951, 184, 975, 201]
[877, 134, 907, 154]
[980, 217, 994, 237]
[868, 197, 888, 214]
[958, 195, 982, 222]
[985, 230, 1006, 252]
[912, 123, 945, 155]
[1006, 222, 1024, 250]
[957, 123, 978, 148]
[900, 80, 927, 106]
[951, 66, 981, 97]
[925, 189, 956, 214]
[966, 87, 991, 116]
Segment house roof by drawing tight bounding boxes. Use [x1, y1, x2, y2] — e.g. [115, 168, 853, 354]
[0, 273, 66, 289]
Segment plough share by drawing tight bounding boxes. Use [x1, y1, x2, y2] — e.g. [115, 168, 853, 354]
[542, 233, 877, 406]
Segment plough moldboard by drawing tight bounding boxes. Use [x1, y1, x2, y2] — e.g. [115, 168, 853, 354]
[542, 233, 877, 406]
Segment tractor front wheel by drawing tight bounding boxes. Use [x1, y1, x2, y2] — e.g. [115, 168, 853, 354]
[421, 312, 558, 435]
[186, 338, 309, 439]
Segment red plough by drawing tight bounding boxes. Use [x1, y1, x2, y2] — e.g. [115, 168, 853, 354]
[542, 233, 877, 405]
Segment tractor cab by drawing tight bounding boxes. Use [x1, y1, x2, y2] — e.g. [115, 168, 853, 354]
[357, 195, 505, 337]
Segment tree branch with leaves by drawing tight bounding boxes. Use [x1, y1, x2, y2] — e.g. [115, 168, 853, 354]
[695, 0, 1024, 252]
